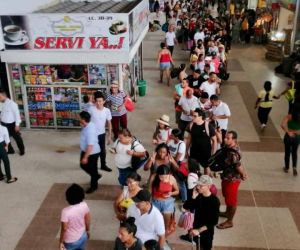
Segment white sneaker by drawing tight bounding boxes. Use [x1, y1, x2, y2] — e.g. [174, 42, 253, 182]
[261, 124, 266, 130]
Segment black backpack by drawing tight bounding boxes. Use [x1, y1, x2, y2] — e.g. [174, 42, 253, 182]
[208, 147, 240, 172]
[130, 138, 149, 171]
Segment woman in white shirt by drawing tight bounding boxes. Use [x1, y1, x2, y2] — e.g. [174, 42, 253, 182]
[111, 129, 146, 186]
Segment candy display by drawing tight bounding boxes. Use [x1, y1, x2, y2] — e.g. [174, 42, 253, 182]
[27, 87, 54, 127]
[22, 64, 53, 85]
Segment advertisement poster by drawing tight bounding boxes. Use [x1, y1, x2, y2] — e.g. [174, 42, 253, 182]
[1, 13, 129, 51]
[130, 0, 149, 48]
[88, 64, 107, 86]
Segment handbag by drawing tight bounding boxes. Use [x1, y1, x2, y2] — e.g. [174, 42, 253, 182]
[178, 211, 194, 230]
[285, 81, 296, 102]
[124, 97, 135, 112]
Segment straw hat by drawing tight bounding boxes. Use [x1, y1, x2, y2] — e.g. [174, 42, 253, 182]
[156, 114, 170, 126]
[111, 80, 119, 87]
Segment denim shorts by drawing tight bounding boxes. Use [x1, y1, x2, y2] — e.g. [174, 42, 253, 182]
[160, 62, 171, 70]
[153, 197, 175, 213]
[64, 232, 88, 250]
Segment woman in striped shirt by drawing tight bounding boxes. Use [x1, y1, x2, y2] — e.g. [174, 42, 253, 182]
[106, 81, 128, 140]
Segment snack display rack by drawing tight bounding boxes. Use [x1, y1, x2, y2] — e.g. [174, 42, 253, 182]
[8, 64, 113, 129]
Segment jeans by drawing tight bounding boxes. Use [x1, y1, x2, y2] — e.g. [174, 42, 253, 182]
[0, 142, 12, 180]
[284, 133, 300, 169]
[111, 114, 127, 140]
[168, 45, 174, 55]
[257, 107, 272, 125]
[98, 133, 106, 168]
[80, 152, 100, 189]
[1, 122, 25, 154]
[64, 232, 88, 250]
[178, 179, 187, 202]
[118, 167, 134, 186]
[153, 197, 175, 213]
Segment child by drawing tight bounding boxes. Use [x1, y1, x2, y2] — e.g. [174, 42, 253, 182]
[152, 115, 172, 145]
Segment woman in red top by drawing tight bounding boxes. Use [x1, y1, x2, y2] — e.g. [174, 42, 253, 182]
[149, 165, 179, 234]
[157, 42, 174, 86]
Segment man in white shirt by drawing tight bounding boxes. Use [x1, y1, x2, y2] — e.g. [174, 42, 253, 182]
[88, 92, 112, 172]
[127, 189, 166, 249]
[0, 124, 17, 183]
[194, 28, 205, 45]
[0, 89, 25, 155]
[178, 89, 200, 138]
[200, 72, 221, 98]
[210, 95, 231, 145]
[165, 25, 177, 55]
[79, 111, 101, 194]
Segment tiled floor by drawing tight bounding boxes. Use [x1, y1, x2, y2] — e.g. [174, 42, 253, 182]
[1, 15, 300, 250]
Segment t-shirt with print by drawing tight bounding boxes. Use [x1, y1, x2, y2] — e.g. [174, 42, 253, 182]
[258, 90, 274, 108]
[167, 139, 186, 162]
[114, 139, 145, 169]
[165, 32, 176, 46]
[200, 81, 219, 98]
[61, 201, 90, 243]
[178, 96, 200, 121]
[107, 91, 127, 117]
[88, 106, 112, 135]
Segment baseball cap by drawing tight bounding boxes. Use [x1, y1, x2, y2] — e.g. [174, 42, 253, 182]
[194, 175, 213, 186]
[132, 189, 151, 202]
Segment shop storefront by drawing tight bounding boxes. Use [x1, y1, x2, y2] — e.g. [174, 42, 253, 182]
[0, 0, 149, 129]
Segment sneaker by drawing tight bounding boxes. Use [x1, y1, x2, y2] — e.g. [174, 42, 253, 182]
[283, 167, 289, 173]
[261, 124, 266, 130]
[180, 234, 193, 243]
[293, 168, 298, 176]
[86, 187, 97, 194]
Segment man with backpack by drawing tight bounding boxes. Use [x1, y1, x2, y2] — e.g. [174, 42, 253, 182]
[185, 108, 217, 175]
[211, 131, 247, 230]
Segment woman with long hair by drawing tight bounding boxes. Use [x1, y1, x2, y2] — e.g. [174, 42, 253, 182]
[254, 81, 279, 130]
[157, 42, 174, 86]
[281, 105, 300, 176]
[149, 165, 179, 234]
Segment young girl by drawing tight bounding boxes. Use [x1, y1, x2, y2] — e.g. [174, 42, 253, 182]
[254, 81, 279, 130]
[152, 115, 172, 145]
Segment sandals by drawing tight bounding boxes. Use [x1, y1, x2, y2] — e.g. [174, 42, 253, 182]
[7, 177, 18, 184]
[217, 222, 233, 230]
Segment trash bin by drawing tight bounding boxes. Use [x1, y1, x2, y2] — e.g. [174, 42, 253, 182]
[138, 80, 146, 97]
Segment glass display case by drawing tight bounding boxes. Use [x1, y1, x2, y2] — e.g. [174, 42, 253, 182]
[27, 87, 54, 127]
[54, 87, 80, 127]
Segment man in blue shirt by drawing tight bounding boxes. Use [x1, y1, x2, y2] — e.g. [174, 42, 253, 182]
[79, 111, 101, 194]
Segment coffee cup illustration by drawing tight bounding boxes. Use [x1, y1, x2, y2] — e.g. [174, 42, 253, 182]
[4, 25, 26, 41]
[109, 21, 127, 35]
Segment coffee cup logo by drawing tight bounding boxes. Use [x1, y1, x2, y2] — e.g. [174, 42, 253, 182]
[109, 21, 127, 35]
[4, 25, 26, 41]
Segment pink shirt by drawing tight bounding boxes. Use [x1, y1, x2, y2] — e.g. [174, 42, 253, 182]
[61, 201, 90, 243]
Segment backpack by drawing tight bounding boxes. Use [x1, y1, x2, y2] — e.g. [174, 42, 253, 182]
[115, 138, 149, 171]
[130, 138, 149, 171]
[162, 23, 169, 33]
[208, 147, 240, 172]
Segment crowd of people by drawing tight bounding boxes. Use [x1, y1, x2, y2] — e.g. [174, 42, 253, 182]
[0, 1, 300, 250]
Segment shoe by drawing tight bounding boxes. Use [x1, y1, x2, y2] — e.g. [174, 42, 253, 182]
[7, 150, 15, 155]
[19, 151, 25, 156]
[180, 234, 193, 243]
[97, 174, 102, 181]
[283, 167, 289, 173]
[101, 165, 112, 172]
[260, 124, 266, 130]
[0, 176, 4, 181]
[7, 177, 18, 184]
[293, 168, 298, 176]
[86, 187, 97, 194]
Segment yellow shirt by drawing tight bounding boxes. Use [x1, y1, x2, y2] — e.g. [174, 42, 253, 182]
[259, 90, 274, 108]
[229, 4, 235, 15]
